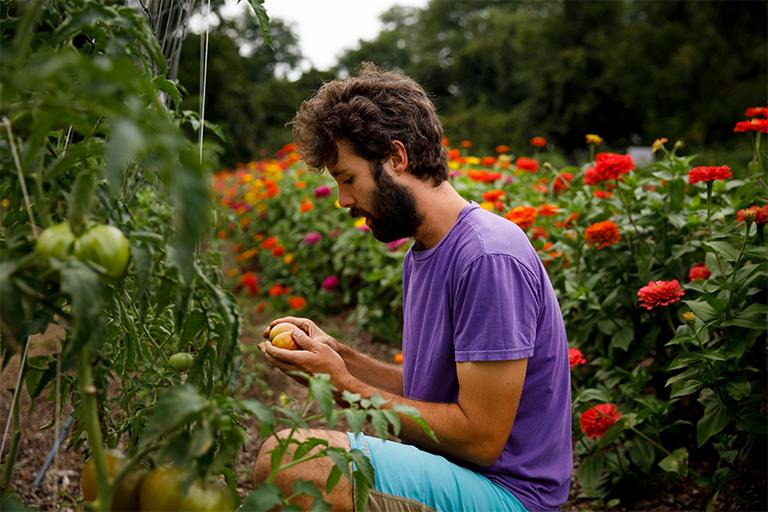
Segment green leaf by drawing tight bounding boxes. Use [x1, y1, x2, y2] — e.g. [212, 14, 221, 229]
[106, 119, 144, 195]
[67, 170, 97, 236]
[611, 326, 634, 351]
[382, 410, 401, 437]
[627, 438, 656, 473]
[369, 410, 389, 438]
[725, 378, 751, 401]
[683, 300, 719, 323]
[240, 0, 273, 48]
[349, 450, 375, 512]
[658, 447, 688, 476]
[575, 453, 604, 496]
[392, 403, 438, 443]
[239, 483, 282, 511]
[292, 479, 324, 501]
[60, 261, 103, 353]
[596, 420, 624, 449]
[697, 395, 731, 447]
[670, 378, 702, 399]
[343, 409, 367, 434]
[702, 241, 741, 262]
[144, 384, 207, 439]
[722, 303, 768, 329]
[241, 399, 275, 428]
[309, 374, 335, 423]
[325, 465, 343, 495]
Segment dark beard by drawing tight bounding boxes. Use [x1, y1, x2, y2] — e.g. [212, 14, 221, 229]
[350, 161, 423, 243]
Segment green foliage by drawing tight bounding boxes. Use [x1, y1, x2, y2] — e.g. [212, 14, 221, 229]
[220, 128, 767, 506]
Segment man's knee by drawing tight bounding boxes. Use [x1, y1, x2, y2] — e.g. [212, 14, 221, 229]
[252, 428, 293, 486]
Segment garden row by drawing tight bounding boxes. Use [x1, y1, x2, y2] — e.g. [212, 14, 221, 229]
[215, 117, 767, 506]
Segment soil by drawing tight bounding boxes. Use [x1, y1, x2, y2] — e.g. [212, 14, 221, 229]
[1, 305, 765, 511]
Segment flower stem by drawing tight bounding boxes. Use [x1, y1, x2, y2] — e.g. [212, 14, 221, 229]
[705, 181, 713, 237]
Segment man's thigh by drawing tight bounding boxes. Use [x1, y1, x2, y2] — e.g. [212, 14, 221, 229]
[348, 433, 527, 512]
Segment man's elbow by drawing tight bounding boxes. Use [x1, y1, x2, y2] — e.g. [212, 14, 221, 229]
[468, 438, 506, 467]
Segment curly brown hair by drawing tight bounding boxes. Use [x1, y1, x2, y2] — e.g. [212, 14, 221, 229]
[289, 62, 448, 185]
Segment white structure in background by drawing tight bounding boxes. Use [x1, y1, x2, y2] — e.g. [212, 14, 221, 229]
[628, 146, 655, 167]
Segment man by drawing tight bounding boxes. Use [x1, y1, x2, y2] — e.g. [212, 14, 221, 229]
[253, 63, 572, 511]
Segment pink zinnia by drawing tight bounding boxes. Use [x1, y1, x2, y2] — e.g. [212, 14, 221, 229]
[321, 275, 340, 291]
[303, 231, 322, 245]
[314, 185, 332, 198]
[637, 280, 685, 310]
[386, 238, 410, 251]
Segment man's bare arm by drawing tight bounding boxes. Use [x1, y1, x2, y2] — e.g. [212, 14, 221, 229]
[336, 343, 403, 395]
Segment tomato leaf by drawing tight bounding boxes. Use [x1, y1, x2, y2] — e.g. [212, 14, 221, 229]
[144, 384, 206, 440]
[239, 483, 282, 512]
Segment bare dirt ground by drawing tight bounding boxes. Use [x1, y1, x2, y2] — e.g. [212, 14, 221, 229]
[2, 307, 765, 511]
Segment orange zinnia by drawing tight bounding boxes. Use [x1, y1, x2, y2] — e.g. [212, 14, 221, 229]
[482, 189, 505, 202]
[504, 206, 538, 230]
[288, 296, 307, 310]
[584, 221, 621, 249]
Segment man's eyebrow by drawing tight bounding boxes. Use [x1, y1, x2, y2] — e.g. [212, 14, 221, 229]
[330, 168, 348, 178]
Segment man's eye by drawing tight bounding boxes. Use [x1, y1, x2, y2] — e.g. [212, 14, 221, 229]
[343, 178, 353, 185]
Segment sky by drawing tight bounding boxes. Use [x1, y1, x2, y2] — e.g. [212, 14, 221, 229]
[222, 0, 428, 71]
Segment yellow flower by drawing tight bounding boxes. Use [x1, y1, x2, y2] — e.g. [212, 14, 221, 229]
[479, 201, 494, 210]
[448, 161, 461, 170]
[335, 199, 342, 208]
[652, 137, 668, 153]
[465, 156, 481, 165]
[1, 199, 10, 209]
[226, 268, 240, 278]
[283, 253, 294, 265]
[354, 217, 367, 228]
[585, 134, 602, 145]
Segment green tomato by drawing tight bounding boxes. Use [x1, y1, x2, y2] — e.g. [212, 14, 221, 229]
[73, 224, 130, 278]
[178, 479, 234, 512]
[169, 352, 194, 372]
[139, 467, 234, 512]
[35, 222, 75, 260]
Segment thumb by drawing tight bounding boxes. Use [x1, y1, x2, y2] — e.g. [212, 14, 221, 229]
[291, 327, 315, 350]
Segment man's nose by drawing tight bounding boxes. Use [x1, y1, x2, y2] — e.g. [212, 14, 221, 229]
[337, 187, 354, 208]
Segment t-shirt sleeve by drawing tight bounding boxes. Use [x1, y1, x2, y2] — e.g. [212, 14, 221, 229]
[452, 254, 540, 362]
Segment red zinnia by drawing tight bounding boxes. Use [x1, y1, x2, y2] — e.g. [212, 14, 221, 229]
[504, 206, 538, 230]
[569, 347, 586, 367]
[584, 153, 635, 185]
[584, 221, 621, 249]
[552, 172, 574, 194]
[593, 190, 612, 199]
[482, 189, 505, 202]
[734, 118, 768, 133]
[637, 280, 685, 310]
[530, 136, 547, 148]
[745, 107, 768, 118]
[239, 272, 259, 296]
[515, 157, 539, 172]
[495, 145, 511, 153]
[688, 263, 710, 282]
[737, 205, 768, 224]
[580, 403, 621, 439]
[268, 283, 288, 297]
[288, 296, 307, 310]
[687, 165, 732, 184]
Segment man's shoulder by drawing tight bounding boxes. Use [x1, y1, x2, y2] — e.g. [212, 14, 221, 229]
[454, 207, 535, 266]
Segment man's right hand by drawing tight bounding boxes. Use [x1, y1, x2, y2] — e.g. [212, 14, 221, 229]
[262, 316, 340, 352]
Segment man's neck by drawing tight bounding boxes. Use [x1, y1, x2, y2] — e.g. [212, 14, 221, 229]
[412, 181, 468, 250]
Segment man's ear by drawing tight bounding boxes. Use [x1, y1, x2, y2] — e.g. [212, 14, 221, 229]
[390, 140, 409, 176]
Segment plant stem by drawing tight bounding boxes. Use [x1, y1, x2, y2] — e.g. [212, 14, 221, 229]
[76, 349, 112, 511]
[0, 339, 29, 491]
[705, 181, 713, 237]
[3, 117, 39, 238]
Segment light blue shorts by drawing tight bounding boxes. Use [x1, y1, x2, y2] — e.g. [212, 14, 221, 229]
[347, 433, 528, 512]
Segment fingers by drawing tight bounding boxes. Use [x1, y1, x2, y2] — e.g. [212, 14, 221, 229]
[263, 316, 313, 338]
[259, 341, 304, 372]
[290, 327, 315, 350]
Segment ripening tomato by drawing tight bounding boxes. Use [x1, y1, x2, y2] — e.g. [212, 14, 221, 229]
[35, 222, 76, 260]
[169, 352, 194, 372]
[80, 449, 145, 511]
[73, 224, 130, 278]
[269, 322, 300, 350]
[139, 466, 234, 512]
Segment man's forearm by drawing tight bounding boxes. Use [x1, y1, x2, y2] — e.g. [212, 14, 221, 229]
[336, 343, 403, 395]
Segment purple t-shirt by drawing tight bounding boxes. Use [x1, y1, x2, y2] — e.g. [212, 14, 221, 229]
[401, 202, 572, 511]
